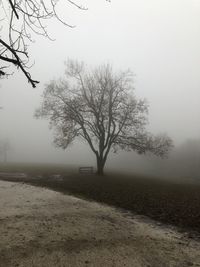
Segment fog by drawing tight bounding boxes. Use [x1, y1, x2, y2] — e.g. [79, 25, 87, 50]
[109, 139, 200, 183]
[1, 0, 200, 179]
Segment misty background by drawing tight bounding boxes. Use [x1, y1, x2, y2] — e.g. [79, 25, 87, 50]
[0, 0, 200, 180]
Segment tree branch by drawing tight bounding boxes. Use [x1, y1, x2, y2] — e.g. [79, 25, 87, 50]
[0, 39, 39, 87]
[8, 0, 19, 19]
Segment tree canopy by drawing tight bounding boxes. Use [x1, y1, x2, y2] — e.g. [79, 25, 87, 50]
[36, 60, 173, 175]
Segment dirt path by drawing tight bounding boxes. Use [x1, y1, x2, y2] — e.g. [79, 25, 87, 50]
[0, 180, 200, 267]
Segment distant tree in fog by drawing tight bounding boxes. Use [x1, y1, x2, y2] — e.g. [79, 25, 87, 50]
[35, 60, 173, 175]
[0, 140, 10, 163]
[0, 0, 106, 87]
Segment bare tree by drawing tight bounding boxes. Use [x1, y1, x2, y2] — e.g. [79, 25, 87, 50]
[35, 60, 173, 175]
[0, 1, 88, 87]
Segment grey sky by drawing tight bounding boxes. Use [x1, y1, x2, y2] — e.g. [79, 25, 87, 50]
[0, 0, 200, 165]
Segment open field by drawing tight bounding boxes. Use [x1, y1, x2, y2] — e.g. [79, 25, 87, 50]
[0, 162, 200, 236]
[1, 180, 200, 267]
[0, 162, 77, 176]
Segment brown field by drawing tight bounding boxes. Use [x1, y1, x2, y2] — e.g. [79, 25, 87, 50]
[0, 162, 200, 235]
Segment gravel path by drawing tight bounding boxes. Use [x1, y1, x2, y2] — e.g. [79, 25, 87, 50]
[0, 180, 200, 267]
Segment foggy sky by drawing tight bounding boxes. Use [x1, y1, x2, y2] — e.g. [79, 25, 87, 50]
[0, 0, 200, 167]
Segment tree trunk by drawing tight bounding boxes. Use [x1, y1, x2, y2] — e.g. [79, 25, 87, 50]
[96, 156, 105, 175]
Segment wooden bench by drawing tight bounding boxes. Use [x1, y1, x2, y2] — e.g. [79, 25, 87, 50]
[79, 167, 94, 174]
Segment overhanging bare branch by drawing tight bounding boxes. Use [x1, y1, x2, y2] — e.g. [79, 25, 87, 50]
[0, 0, 91, 86]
